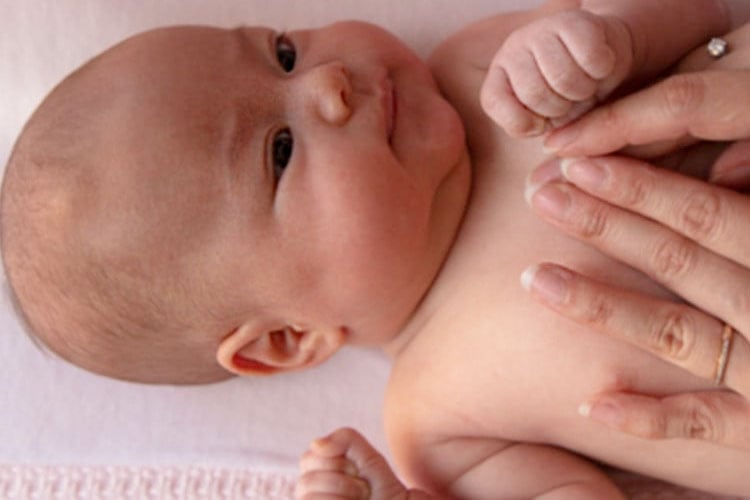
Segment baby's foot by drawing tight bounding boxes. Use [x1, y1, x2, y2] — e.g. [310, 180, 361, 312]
[481, 9, 633, 137]
[295, 427, 411, 500]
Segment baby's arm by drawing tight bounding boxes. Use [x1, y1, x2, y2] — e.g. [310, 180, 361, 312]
[297, 428, 624, 499]
[482, 0, 734, 137]
[419, 439, 625, 500]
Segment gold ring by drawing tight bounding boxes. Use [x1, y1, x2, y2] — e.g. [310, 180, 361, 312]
[714, 323, 735, 385]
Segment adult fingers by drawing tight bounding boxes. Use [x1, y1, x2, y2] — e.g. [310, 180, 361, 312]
[543, 70, 750, 156]
[676, 22, 750, 74]
[544, 23, 750, 157]
[579, 390, 750, 450]
[521, 263, 750, 395]
[559, 156, 750, 269]
[526, 159, 750, 336]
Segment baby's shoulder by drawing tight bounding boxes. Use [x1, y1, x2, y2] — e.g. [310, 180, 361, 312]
[430, 10, 528, 72]
[428, 11, 527, 97]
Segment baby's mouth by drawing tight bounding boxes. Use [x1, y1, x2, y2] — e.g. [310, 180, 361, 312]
[382, 77, 397, 143]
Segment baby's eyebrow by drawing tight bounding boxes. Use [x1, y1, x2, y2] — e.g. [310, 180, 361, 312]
[221, 98, 272, 189]
[230, 26, 253, 60]
[223, 107, 244, 172]
[232, 26, 272, 65]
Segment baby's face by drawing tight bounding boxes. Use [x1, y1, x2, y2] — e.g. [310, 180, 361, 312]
[91, 22, 470, 347]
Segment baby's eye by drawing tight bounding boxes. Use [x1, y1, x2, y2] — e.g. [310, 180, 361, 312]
[275, 34, 296, 73]
[271, 128, 294, 180]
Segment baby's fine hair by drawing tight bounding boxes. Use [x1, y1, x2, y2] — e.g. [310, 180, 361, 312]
[0, 49, 230, 385]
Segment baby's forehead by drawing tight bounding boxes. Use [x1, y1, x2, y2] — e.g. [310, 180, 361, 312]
[61, 24, 280, 250]
[92, 24, 282, 117]
[114, 24, 274, 66]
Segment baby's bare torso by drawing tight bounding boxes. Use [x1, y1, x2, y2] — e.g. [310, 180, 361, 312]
[383, 12, 750, 496]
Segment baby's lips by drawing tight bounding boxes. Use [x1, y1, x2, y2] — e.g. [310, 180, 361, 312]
[380, 75, 397, 142]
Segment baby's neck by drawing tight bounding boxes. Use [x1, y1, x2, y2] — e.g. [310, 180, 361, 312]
[384, 160, 475, 361]
[381, 315, 426, 359]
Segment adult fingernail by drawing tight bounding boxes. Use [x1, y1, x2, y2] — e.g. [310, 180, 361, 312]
[528, 183, 572, 221]
[561, 158, 608, 191]
[521, 264, 571, 304]
[525, 158, 563, 204]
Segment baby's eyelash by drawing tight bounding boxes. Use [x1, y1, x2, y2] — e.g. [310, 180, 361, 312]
[275, 33, 296, 73]
[271, 127, 293, 181]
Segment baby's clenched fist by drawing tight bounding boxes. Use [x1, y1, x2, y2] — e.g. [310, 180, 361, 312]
[481, 9, 633, 137]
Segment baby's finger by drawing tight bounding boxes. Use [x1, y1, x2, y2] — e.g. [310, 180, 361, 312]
[295, 470, 370, 500]
[580, 391, 750, 449]
[481, 64, 546, 137]
[315, 428, 409, 499]
[522, 263, 750, 393]
[504, 48, 572, 121]
[311, 428, 373, 458]
[551, 10, 616, 81]
[530, 30, 597, 102]
[322, 429, 388, 475]
[545, 70, 750, 156]
[300, 451, 358, 477]
[526, 176, 750, 337]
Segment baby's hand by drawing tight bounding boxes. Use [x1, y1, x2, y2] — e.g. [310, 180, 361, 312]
[295, 427, 414, 500]
[481, 9, 633, 137]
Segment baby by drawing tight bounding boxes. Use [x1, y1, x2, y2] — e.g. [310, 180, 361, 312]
[2, 0, 749, 496]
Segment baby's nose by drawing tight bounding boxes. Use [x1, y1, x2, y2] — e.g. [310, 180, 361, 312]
[307, 62, 352, 126]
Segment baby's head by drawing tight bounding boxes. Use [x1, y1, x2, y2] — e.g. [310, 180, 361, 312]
[1, 22, 470, 384]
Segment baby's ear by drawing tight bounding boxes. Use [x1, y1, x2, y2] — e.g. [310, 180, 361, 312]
[216, 322, 346, 376]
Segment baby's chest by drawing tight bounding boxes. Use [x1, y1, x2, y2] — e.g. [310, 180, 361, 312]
[387, 148, 696, 442]
[389, 307, 625, 444]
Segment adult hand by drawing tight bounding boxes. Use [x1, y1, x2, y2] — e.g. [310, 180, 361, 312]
[524, 24, 750, 449]
[524, 155, 750, 449]
[543, 23, 750, 188]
